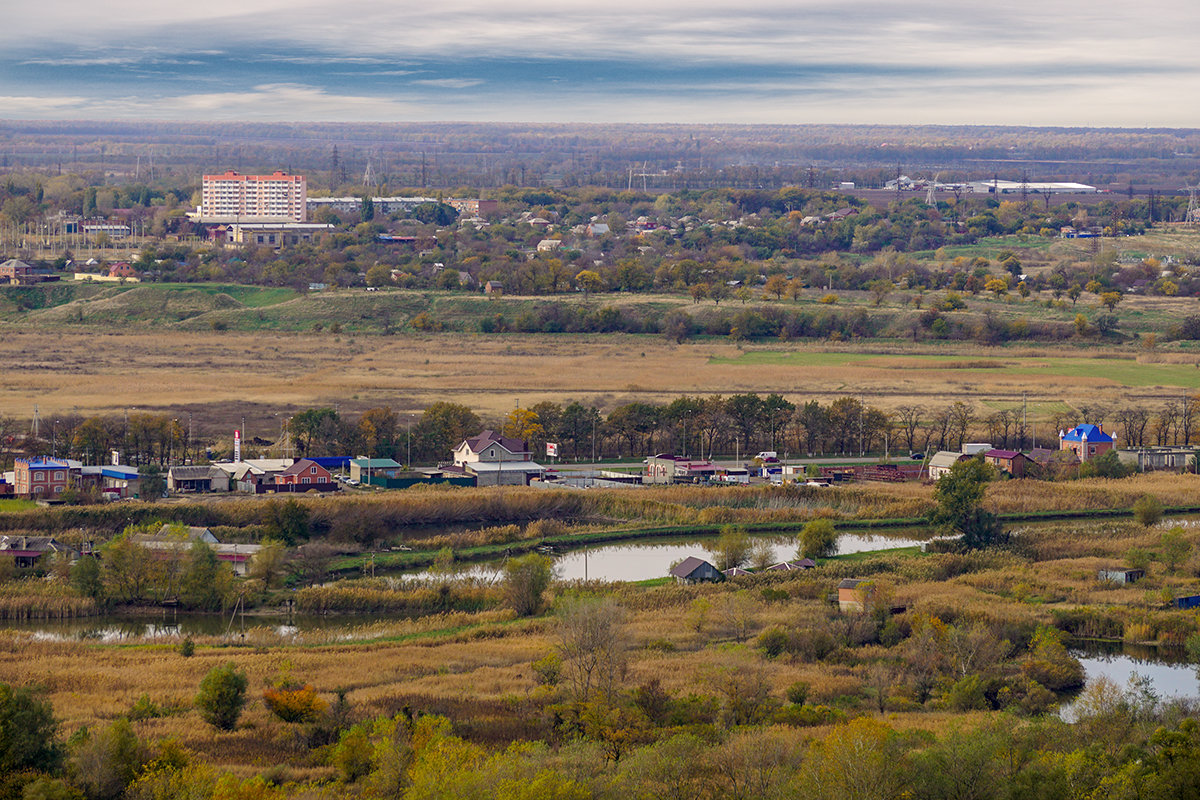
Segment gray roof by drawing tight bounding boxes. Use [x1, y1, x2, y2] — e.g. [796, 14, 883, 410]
[169, 465, 225, 479]
[838, 578, 866, 589]
[928, 451, 966, 469]
[669, 556, 715, 579]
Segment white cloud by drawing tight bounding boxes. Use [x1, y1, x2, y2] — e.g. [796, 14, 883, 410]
[410, 78, 483, 89]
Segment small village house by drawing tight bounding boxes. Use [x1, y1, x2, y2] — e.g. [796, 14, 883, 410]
[838, 578, 873, 612]
[350, 457, 403, 483]
[276, 458, 334, 488]
[446, 430, 546, 486]
[983, 449, 1033, 478]
[167, 465, 231, 493]
[669, 556, 723, 584]
[927, 451, 967, 481]
[0, 535, 78, 568]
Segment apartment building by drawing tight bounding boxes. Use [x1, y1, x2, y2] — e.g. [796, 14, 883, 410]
[201, 170, 307, 222]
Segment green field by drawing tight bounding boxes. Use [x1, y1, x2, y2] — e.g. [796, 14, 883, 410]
[0, 499, 37, 511]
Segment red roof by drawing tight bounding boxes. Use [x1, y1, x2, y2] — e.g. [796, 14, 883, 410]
[278, 459, 328, 477]
[462, 430, 528, 455]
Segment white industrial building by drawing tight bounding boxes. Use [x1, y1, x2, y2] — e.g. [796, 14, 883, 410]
[969, 179, 1097, 195]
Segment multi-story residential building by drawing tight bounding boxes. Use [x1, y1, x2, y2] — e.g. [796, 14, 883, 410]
[13, 457, 74, 497]
[201, 170, 307, 222]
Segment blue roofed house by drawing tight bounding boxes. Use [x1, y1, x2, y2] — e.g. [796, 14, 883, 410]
[1060, 424, 1114, 462]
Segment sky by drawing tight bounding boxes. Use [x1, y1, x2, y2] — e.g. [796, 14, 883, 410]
[2, 0, 1199, 126]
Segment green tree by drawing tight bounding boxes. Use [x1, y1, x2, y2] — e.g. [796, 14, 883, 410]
[70, 556, 104, 601]
[575, 269, 604, 297]
[69, 718, 149, 800]
[798, 518, 837, 559]
[360, 196, 375, 221]
[929, 456, 1006, 550]
[707, 525, 751, 571]
[1161, 526, 1191, 573]
[365, 263, 391, 287]
[138, 464, 164, 500]
[195, 663, 248, 731]
[101, 534, 156, 603]
[263, 498, 309, 545]
[0, 683, 62, 774]
[503, 553, 554, 617]
[180, 542, 232, 611]
[1133, 494, 1163, 527]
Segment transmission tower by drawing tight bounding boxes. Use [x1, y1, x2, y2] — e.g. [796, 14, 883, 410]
[362, 157, 376, 188]
[925, 172, 941, 206]
[1185, 185, 1200, 226]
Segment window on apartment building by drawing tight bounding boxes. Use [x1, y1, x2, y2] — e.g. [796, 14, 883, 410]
[55, 471, 64, 480]
[34, 472, 43, 482]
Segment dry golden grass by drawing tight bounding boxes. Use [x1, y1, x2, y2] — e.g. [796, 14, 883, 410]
[3, 325, 1198, 427]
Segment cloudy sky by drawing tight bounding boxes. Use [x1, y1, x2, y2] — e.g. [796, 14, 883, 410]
[2, 1, 1198, 126]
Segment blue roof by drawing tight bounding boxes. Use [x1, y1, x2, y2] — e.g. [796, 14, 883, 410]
[1062, 424, 1113, 443]
[20, 457, 67, 469]
[101, 467, 139, 479]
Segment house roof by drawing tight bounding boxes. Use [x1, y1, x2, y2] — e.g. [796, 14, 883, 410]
[279, 459, 326, 477]
[461, 430, 528, 456]
[144, 525, 217, 543]
[767, 560, 815, 571]
[350, 457, 402, 469]
[722, 567, 753, 577]
[838, 578, 866, 589]
[464, 461, 546, 473]
[0, 535, 73, 555]
[669, 556, 716, 579]
[928, 451, 966, 469]
[1062, 424, 1113, 443]
[169, 465, 226, 480]
[984, 449, 1024, 460]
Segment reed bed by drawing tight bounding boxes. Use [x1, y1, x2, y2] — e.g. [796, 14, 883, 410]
[294, 579, 499, 615]
[0, 581, 98, 620]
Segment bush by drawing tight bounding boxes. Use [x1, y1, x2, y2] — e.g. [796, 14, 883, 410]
[1133, 495, 1163, 527]
[798, 518, 837, 559]
[786, 681, 810, 706]
[263, 683, 326, 724]
[756, 626, 789, 658]
[195, 663, 248, 731]
[179, 638, 195, 658]
[531, 651, 562, 686]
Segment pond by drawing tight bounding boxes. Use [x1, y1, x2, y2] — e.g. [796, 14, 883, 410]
[2, 611, 415, 643]
[403, 529, 933, 584]
[1061, 641, 1200, 721]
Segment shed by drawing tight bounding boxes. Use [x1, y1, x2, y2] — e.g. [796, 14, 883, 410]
[1098, 568, 1144, 585]
[669, 556, 723, 584]
[837, 578, 872, 612]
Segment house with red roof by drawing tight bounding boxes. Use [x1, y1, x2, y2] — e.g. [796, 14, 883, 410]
[276, 458, 334, 488]
[983, 449, 1034, 478]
